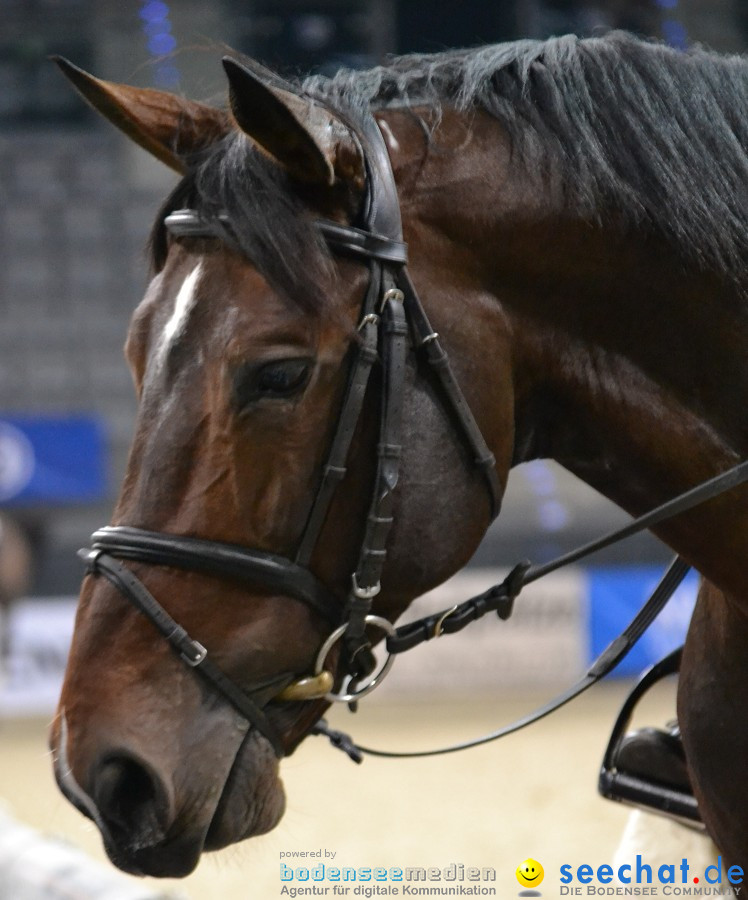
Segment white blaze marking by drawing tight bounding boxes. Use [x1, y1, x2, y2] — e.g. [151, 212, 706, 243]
[158, 262, 202, 362]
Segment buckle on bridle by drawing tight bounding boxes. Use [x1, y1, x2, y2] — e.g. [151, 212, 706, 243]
[181, 641, 207, 667]
[351, 574, 381, 600]
[379, 287, 404, 312]
[358, 312, 379, 331]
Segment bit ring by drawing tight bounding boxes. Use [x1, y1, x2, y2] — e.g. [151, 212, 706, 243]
[314, 615, 396, 703]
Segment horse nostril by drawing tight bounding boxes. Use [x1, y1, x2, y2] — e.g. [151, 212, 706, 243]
[92, 754, 169, 849]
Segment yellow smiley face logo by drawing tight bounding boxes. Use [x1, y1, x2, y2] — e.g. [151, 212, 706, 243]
[516, 858, 544, 889]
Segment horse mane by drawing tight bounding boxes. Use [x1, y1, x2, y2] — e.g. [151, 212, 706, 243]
[306, 31, 748, 293]
[153, 32, 748, 304]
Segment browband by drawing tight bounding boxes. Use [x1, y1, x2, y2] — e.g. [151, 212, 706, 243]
[163, 211, 408, 266]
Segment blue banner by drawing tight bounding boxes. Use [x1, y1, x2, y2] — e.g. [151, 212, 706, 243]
[587, 566, 699, 676]
[0, 416, 107, 505]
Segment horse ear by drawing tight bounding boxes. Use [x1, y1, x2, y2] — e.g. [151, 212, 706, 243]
[221, 56, 364, 188]
[53, 57, 231, 174]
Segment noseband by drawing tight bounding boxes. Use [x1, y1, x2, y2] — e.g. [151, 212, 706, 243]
[79, 110, 501, 757]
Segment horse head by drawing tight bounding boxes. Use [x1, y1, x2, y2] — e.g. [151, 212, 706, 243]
[50, 56, 515, 876]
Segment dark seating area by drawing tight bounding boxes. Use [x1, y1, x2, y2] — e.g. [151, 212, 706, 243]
[0, 129, 163, 592]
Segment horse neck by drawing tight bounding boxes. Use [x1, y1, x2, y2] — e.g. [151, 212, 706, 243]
[499, 218, 748, 597]
[388, 106, 747, 596]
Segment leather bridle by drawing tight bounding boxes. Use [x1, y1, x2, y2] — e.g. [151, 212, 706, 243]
[78, 104, 748, 762]
[78, 110, 502, 757]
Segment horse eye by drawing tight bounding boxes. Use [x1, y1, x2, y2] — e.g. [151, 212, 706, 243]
[233, 358, 311, 408]
[256, 360, 310, 395]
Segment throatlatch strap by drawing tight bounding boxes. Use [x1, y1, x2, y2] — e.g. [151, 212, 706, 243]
[397, 270, 502, 519]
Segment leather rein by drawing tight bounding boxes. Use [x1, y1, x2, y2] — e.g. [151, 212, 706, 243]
[78, 109, 748, 761]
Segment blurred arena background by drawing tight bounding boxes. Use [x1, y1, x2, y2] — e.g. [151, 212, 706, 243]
[0, 1, 744, 897]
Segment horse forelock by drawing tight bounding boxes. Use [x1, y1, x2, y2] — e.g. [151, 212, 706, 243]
[148, 133, 334, 314]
